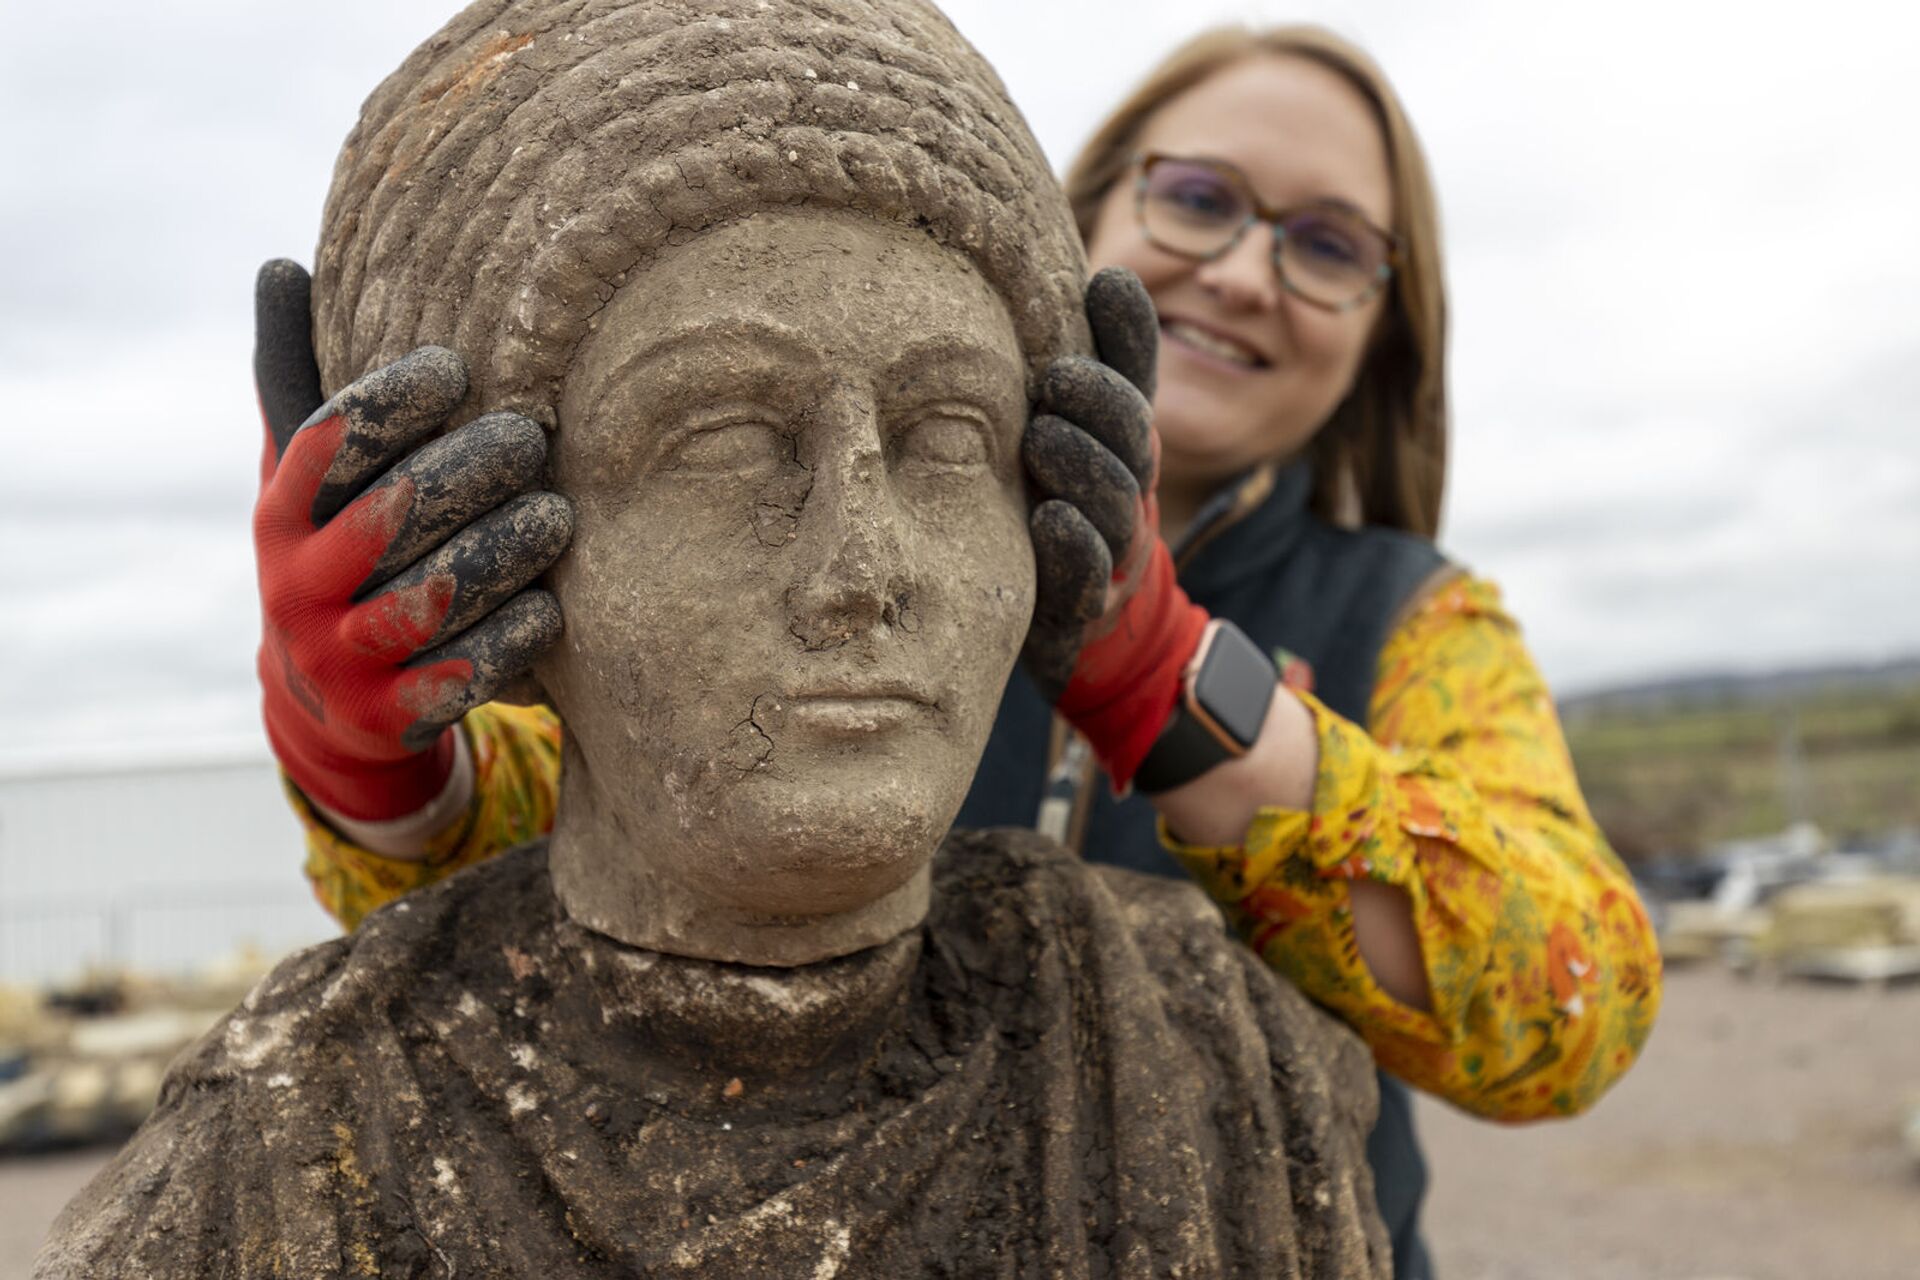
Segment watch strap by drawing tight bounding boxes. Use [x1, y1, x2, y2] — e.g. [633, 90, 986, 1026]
[1132, 699, 1238, 795]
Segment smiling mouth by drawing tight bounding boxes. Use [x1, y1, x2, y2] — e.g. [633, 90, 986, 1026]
[1162, 319, 1269, 370]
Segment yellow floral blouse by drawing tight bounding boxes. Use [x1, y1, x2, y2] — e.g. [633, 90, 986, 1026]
[294, 575, 1661, 1123]
[291, 703, 561, 933]
[1162, 576, 1659, 1121]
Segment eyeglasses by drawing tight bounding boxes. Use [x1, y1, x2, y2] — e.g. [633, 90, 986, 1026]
[1132, 152, 1402, 312]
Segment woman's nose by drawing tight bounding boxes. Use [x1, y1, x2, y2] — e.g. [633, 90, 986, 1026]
[1193, 222, 1282, 314]
[784, 421, 910, 650]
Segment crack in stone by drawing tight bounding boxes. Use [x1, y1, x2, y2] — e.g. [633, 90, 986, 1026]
[790, 617, 853, 651]
[727, 694, 776, 771]
[751, 443, 814, 548]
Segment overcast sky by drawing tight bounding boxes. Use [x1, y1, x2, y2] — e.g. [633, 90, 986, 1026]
[3, 0, 1916, 769]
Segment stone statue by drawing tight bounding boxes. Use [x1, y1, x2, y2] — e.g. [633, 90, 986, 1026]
[40, 2, 1389, 1275]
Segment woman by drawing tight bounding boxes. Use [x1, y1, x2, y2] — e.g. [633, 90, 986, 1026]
[255, 23, 1661, 1279]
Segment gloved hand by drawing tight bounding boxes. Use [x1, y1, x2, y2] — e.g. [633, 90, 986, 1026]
[1021, 267, 1209, 789]
[252, 259, 572, 822]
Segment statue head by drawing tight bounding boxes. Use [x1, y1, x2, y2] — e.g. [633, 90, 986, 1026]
[312, 0, 1090, 964]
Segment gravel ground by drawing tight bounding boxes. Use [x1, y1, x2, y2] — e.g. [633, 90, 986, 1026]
[1418, 963, 1920, 1280]
[1, 1147, 111, 1280]
[5, 964, 1916, 1279]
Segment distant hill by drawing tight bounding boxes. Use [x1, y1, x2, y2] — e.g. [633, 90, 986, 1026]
[1560, 656, 1920, 717]
[1558, 657, 1920, 859]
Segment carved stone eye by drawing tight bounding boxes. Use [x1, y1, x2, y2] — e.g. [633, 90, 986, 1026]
[667, 421, 788, 474]
[895, 414, 989, 471]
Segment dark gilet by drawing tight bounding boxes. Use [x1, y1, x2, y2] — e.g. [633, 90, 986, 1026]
[957, 460, 1446, 1280]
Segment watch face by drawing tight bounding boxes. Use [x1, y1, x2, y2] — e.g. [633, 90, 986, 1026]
[1195, 623, 1278, 750]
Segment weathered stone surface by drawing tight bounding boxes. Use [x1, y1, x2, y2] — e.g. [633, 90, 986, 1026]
[40, 833, 1388, 1278]
[539, 208, 1043, 966]
[308, 0, 1094, 431]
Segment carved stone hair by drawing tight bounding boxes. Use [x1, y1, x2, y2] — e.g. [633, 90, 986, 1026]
[312, 0, 1090, 422]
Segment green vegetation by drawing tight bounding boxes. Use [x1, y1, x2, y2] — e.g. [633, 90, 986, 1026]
[1563, 677, 1920, 860]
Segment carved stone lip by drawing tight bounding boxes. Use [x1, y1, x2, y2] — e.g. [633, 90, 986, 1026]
[787, 680, 936, 706]
[782, 692, 933, 736]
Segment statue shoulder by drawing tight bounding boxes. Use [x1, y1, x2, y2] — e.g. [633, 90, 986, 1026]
[927, 827, 1389, 1276]
[933, 826, 1370, 1074]
[37, 842, 560, 1278]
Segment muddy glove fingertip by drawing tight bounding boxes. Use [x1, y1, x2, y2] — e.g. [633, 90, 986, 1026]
[1085, 266, 1158, 401]
[254, 258, 325, 461]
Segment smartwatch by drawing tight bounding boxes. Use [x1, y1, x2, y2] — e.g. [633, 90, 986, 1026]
[1132, 619, 1278, 796]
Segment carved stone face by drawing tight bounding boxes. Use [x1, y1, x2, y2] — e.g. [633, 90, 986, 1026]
[542, 210, 1036, 965]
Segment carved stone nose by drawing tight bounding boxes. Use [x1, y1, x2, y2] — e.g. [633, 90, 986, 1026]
[788, 535, 888, 650]
[785, 444, 906, 650]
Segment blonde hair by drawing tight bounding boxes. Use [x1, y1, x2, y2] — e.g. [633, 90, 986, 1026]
[1064, 25, 1448, 538]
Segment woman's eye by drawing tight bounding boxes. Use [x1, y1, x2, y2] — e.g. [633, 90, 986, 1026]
[1164, 180, 1239, 223]
[1299, 231, 1359, 264]
[896, 415, 991, 471]
[666, 421, 787, 474]
[1286, 214, 1367, 268]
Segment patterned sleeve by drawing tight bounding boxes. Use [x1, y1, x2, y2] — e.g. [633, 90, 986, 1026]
[292, 703, 563, 931]
[1161, 576, 1662, 1121]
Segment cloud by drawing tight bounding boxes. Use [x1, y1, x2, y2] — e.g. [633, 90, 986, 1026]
[1, 2, 453, 354]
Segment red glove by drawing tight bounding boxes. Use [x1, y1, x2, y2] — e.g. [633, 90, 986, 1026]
[1021, 269, 1208, 789]
[1053, 538, 1207, 791]
[252, 260, 571, 821]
